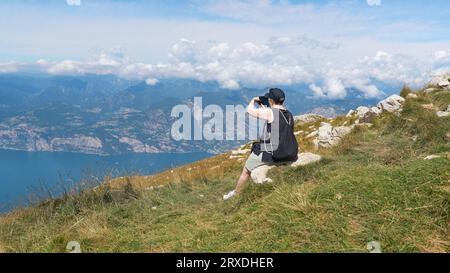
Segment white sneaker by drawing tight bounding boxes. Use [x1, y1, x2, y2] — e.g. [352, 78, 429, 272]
[223, 190, 236, 201]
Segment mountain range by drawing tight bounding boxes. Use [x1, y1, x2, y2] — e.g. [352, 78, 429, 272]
[0, 73, 398, 154]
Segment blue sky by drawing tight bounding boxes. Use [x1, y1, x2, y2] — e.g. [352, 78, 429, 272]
[1, 0, 449, 61]
[0, 0, 449, 98]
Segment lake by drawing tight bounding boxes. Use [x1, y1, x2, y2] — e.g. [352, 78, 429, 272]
[0, 150, 211, 212]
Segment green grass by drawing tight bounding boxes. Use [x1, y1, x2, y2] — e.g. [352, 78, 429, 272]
[0, 88, 449, 253]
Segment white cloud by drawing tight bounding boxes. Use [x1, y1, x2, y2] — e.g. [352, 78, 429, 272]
[37, 40, 449, 97]
[162, 38, 314, 88]
[430, 50, 450, 80]
[47, 46, 129, 75]
[358, 51, 430, 85]
[221, 79, 240, 90]
[145, 78, 159, 86]
[97, 53, 121, 67]
[366, 0, 382, 6]
[0, 61, 19, 73]
[36, 59, 49, 66]
[374, 51, 391, 61]
[5, 38, 450, 99]
[433, 50, 450, 60]
[432, 50, 450, 68]
[309, 77, 348, 100]
[361, 85, 382, 98]
[344, 76, 384, 98]
[66, 0, 81, 6]
[325, 77, 347, 99]
[48, 60, 84, 75]
[309, 84, 325, 97]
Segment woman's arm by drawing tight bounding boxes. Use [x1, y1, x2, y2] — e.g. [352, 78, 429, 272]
[247, 97, 273, 122]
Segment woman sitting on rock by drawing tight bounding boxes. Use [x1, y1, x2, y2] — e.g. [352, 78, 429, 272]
[223, 88, 299, 200]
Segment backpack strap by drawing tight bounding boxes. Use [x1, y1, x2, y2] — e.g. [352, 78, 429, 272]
[279, 110, 290, 126]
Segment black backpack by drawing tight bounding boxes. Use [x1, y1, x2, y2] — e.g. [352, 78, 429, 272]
[272, 110, 299, 162]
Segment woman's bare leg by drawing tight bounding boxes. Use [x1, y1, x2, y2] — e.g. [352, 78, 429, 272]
[234, 167, 251, 193]
[224, 167, 251, 200]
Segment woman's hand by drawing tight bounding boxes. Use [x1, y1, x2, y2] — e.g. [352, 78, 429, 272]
[251, 97, 260, 103]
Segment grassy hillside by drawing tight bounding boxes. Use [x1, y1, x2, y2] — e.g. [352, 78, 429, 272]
[0, 86, 449, 253]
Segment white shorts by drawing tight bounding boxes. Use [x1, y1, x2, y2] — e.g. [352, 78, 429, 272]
[244, 152, 268, 172]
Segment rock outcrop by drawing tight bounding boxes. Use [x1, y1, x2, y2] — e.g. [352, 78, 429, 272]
[251, 152, 322, 184]
[422, 103, 438, 111]
[251, 165, 275, 184]
[294, 114, 324, 124]
[371, 106, 383, 115]
[438, 79, 450, 88]
[429, 75, 450, 87]
[407, 93, 418, 99]
[290, 152, 322, 167]
[436, 105, 450, 118]
[437, 111, 450, 118]
[229, 145, 251, 159]
[231, 149, 251, 155]
[346, 109, 355, 117]
[424, 155, 441, 160]
[345, 95, 404, 125]
[66, 241, 82, 253]
[355, 106, 371, 118]
[376, 95, 405, 113]
[313, 95, 406, 149]
[313, 122, 352, 149]
[355, 106, 377, 123]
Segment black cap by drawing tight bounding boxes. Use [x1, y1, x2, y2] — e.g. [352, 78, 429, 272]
[267, 88, 285, 103]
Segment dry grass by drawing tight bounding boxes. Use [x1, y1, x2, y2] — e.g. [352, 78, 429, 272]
[108, 153, 240, 191]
